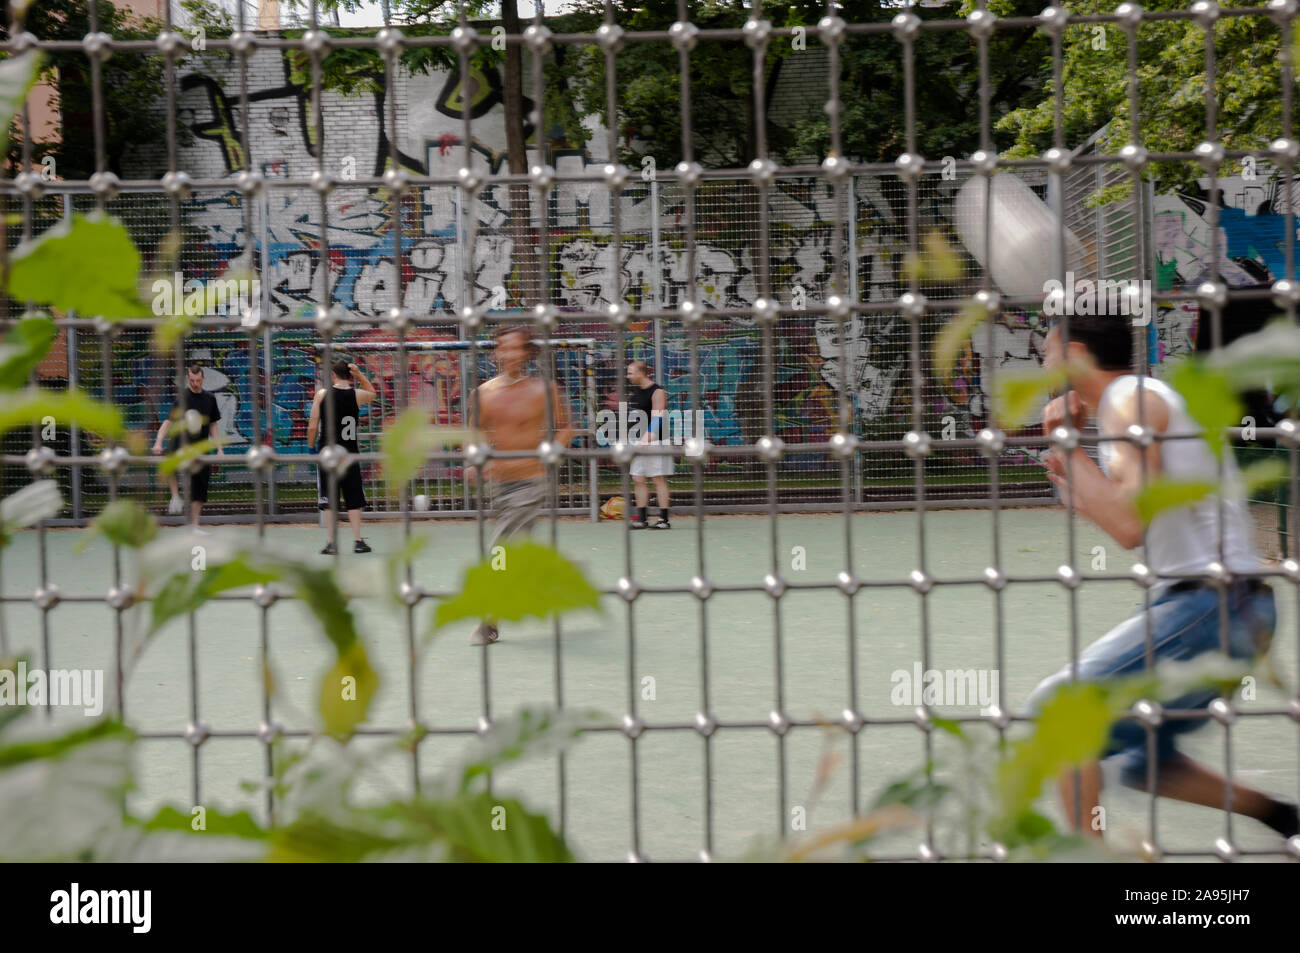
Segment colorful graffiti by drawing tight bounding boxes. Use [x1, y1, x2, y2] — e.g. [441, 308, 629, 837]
[151, 53, 1300, 473]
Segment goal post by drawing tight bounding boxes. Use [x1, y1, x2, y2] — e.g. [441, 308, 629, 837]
[308, 337, 600, 520]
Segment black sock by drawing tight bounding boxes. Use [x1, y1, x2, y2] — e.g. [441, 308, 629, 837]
[636, 506, 647, 522]
[1262, 799, 1299, 837]
[660, 508, 670, 521]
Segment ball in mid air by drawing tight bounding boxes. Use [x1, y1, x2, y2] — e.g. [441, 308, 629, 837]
[412, 494, 430, 512]
[953, 173, 1088, 299]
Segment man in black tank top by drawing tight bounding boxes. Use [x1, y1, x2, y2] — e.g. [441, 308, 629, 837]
[308, 359, 377, 555]
[627, 360, 671, 529]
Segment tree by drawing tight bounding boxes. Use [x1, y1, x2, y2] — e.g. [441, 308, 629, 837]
[543, 0, 1052, 170]
[995, 0, 1300, 194]
[280, 0, 559, 305]
[4, 0, 179, 181]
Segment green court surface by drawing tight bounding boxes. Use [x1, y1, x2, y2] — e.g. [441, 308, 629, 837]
[3, 508, 1297, 862]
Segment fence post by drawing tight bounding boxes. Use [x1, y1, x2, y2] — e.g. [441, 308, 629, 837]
[260, 187, 277, 516]
[587, 348, 598, 522]
[68, 325, 82, 521]
[848, 175, 862, 504]
[651, 179, 663, 377]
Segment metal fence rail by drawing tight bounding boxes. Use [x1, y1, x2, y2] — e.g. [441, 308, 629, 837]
[2, 1, 1298, 861]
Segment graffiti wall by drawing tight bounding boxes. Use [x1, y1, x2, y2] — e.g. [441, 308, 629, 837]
[117, 47, 1300, 483]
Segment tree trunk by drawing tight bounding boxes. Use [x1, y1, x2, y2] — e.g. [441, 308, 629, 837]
[500, 2, 541, 309]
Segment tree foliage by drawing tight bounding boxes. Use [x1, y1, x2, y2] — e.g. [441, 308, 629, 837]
[996, 0, 1300, 193]
[3, 0, 182, 179]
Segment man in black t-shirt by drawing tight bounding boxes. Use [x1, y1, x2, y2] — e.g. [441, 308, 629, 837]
[152, 362, 224, 529]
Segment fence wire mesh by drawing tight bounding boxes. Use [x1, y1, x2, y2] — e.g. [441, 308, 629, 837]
[2, 0, 1299, 861]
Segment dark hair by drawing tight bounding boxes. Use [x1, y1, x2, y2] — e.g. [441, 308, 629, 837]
[332, 359, 352, 379]
[495, 324, 539, 354]
[1195, 285, 1281, 442]
[186, 361, 204, 374]
[1049, 315, 1134, 371]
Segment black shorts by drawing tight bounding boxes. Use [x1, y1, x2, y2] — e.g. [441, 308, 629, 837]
[318, 463, 366, 512]
[189, 464, 211, 503]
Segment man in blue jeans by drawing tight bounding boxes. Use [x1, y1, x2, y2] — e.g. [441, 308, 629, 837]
[1030, 312, 1297, 841]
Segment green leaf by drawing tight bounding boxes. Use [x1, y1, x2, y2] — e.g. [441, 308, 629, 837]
[381, 407, 473, 492]
[932, 301, 990, 383]
[141, 804, 268, 839]
[434, 542, 601, 630]
[0, 388, 124, 438]
[872, 772, 950, 813]
[91, 825, 268, 863]
[0, 720, 134, 861]
[0, 716, 132, 769]
[383, 534, 430, 611]
[78, 499, 158, 552]
[159, 438, 221, 478]
[1203, 319, 1300, 399]
[1167, 359, 1242, 460]
[7, 213, 150, 319]
[265, 809, 419, 863]
[416, 792, 574, 862]
[151, 262, 259, 350]
[381, 407, 438, 490]
[993, 365, 1066, 429]
[266, 783, 575, 862]
[0, 480, 62, 545]
[319, 642, 379, 740]
[1007, 809, 1058, 844]
[1241, 457, 1289, 496]
[0, 53, 43, 156]
[284, 563, 362, 656]
[1134, 478, 1215, 525]
[149, 558, 278, 635]
[451, 707, 605, 796]
[0, 314, 57, 390]
[139, 540, 376, 738]
[993, 681, 1115, 841]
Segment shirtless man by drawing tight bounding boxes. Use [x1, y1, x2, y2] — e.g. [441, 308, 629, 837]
[467, 325, 573, 645]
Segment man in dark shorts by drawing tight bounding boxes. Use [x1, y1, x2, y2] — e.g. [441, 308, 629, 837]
[467, 325, 573, 644]
[152, 362, 224, 529]
[308, 358, 377, 555]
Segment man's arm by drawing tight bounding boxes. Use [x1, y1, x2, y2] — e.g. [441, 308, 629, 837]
[307, 389, 324, 450]
[466, 385, 485, 483]
[1044, 388, 1168, 550]
[350, 364, 378, 406]
[209, 420, 224, 454]
[152, 417, 172, 455]
[648, 386, 667, 443]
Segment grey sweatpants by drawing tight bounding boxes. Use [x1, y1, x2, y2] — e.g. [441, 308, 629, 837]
[485, 478, 547, 551]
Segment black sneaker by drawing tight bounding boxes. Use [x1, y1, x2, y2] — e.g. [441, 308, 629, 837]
[629, 519, 648, 530]
[354, 539, 372, 554]
[650, 519, 671, 530]
[321, 541, 336, 555]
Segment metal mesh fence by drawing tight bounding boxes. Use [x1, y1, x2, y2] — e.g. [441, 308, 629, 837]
[3, 1, 1300, 861]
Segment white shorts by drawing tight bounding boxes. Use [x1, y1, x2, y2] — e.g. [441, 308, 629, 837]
[630, 444, 675, 478]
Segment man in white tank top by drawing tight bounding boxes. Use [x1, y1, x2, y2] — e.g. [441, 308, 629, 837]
[1026, 314, 1297, 844]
